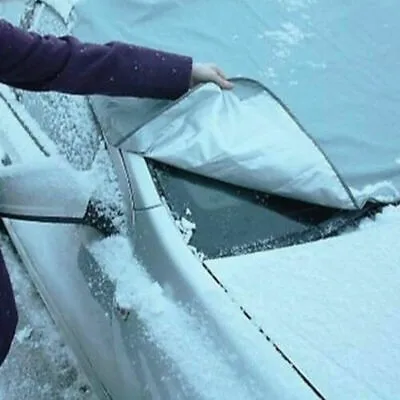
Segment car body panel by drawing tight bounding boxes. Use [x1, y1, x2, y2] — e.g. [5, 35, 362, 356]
[3, 219, 117, 399]
[205, 214, 400, 400]
[120, 204, 317, 399]
[122, 152, 162, 211]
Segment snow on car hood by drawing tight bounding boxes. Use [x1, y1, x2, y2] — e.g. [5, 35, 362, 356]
[73, 0, 400, 209]
[205, 205, 400, 400]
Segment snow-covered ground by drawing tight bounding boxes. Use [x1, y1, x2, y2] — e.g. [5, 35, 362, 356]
[0, 230, 98, 400]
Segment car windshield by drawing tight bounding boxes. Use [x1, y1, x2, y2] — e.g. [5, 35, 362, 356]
[148, 160, 375, 259]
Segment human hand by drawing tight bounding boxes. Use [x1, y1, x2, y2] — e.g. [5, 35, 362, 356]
[190, 63, 234, 90]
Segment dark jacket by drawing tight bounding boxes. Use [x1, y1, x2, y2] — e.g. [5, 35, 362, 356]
[0, 19, 193, 366]
[0, 19, 193, 99]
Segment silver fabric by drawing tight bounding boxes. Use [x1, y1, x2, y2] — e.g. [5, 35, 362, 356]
[122, 82, 352, 208]
[73, 0, 400, 209]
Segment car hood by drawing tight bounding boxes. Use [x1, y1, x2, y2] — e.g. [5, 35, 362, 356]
[72, 0, 400, 209]
[204, 206, 400, 400]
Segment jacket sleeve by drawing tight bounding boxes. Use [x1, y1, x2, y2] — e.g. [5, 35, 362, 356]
[0, 19, 193, 100]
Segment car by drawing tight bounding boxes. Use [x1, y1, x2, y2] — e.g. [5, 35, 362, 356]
[1, 1, 400, 399]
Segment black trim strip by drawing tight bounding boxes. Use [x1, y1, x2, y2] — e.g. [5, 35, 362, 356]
[0, 211, 82, 224]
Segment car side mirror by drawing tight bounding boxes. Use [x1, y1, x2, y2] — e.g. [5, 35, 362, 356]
[0, 156, 92, 223]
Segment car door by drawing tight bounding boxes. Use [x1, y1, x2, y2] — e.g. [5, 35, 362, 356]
[0, 77, 135, 399]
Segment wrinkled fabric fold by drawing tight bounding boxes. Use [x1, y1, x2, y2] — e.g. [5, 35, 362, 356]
[122, 82, 354, 209]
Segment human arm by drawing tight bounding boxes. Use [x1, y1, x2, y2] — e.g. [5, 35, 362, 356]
[0, 19, 193, 100]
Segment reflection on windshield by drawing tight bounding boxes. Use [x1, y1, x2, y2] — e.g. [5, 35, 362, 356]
[148, 160, 374, 259]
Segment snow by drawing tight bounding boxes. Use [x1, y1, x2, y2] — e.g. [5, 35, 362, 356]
[351, 181, 400, 204]
[0, 156, 93, 219]
[175, 216, 196, 244]
[18, 91, 99, 170]
[206, 205, 400, 400]
[0, 231, 97, 400]
[260, 22, 309, 58]
[88, 146, 128, 233]
[0, 85, 57, 162]
[89, 236, 259, 400]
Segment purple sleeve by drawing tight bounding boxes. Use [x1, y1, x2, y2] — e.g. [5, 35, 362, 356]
[0, 19, 193, 100]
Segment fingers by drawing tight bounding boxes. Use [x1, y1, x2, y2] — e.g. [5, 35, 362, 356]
[214, 66, 227, 79]
[191, 63, 234, 90]
[215, 75, 234, 90]
[212, 65, 234, 90]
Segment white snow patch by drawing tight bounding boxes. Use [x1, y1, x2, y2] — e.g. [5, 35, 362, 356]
[207, 205, 400, 400]
[260, 22, 309, 58]
[88, 146, 127, 232]
[187, 245, 206, 262]
[15, 327, 34, 343]
[175, 216, 196, 244]
[89, 235, 255, 400]
[19, 90, 100, 170]
[351, 180, 400, 204]
[0, 156, 94, 219]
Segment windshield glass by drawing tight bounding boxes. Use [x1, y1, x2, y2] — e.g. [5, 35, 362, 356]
[148, 160, 374, 259]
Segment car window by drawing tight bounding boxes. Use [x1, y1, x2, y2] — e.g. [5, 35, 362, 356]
[13, 3, 128, 235]
[148, 160, 377, 259]
[15, 3, 100, 171]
